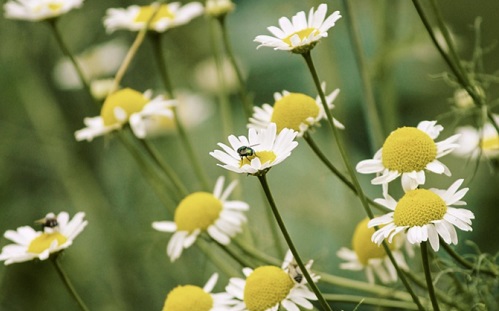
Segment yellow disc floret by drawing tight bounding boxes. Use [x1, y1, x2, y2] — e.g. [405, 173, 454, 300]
[393, 189, 447, 227]
[48, 3, 63, 12]
[174, 192, 223, 232]
[352, 218, 394, 265]
[382, 127, 437, 172]
[240, 151, 277, 167]
[283, 28, 319, 46]
[481, 135, 499, 152]
[244, 266, 294, 311]
[100, 88, 148, 126]
[135, 4, 174, 26]
[162, 285, 213, 311]
[27, 233, 67, 254]
[270, 93, 320, 133]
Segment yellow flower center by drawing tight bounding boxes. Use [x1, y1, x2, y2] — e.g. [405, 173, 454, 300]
[100, 88, 148, 126]
[283, 28, 319, 46]
[481, 135, 499, 152]
[174, 192, 223, 232]
[381, 127, 437, 172]
[134, 4, 174, 26]
[48, 3, 63, 12]
[244, 266, 294, 311]
[239, 151, 277, 167]
[270, 93, 320, 133]
[393, 189, 447, 227]
[162, 285, 213, 311]
[27, 233, 67, 254]
[352, 218, 395, 265]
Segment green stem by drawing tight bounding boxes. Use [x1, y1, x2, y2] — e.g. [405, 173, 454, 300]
[257, 174, 333, 311]
[421, 242, 440, 311]
[302, 51, 424, 311]
[196, 238, 240, 277]
[323, 294, 419, 310]
[340, 0, 385, 150]
[51, 255, 90, 311]
[149, 33, 211, 191]
[441, 241, 498, 277]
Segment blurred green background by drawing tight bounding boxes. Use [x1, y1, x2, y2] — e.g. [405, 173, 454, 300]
[1, 0, 498, 310]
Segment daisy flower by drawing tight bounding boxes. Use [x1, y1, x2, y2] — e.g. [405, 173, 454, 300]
[453, 115, 499, 159]
[254, 3, 341, 54]
[0, 212, 87, 265]
[225, 251, 318, 311]
[4, 0, 83, 21]
[369, 179, 474, 252]
[356, 120, 460, 193]
[210, 123, 298, 176]
[248, 83, 343, 137]
[152, 176, 249, 262]
[103, 2, 203, 33]
[337, 218, 409, 284]
[162, 273, 234, 311]
[74, 88, 175, 141]
[205, 0, 235, 18]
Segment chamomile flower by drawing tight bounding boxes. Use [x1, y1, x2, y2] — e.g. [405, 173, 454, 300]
[356, 120, 460, 193]
[337, 218, 408, 284]
[248, 84, 343, 137]
[75, 88, 175, 141]
[104, 2, 203, 33]
[225, 251, 318, 311]
[210, 123, 298, 176]
[152, 176, 249, 262]
[162, 273, 233, 311]
[254, 3, 341, 54]
[4, 0, 83, 21]
[453, 115, 499, 159]
[0, 212, 87, 265]
[205, 0, 234, 18]
[369, 179, 474, 252]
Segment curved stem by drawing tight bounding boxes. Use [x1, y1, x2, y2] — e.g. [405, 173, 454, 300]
[51, 255, 90, 311]
[323, 294, 419, 310]
[441, 241, 498, 277]
[421, 242, 440, 311]
[257, 174, 333, 311]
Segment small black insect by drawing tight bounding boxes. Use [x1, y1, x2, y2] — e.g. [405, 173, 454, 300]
[237, 146, 256, 159]
[35, 217, 58, 229]
[287, 261, 304, 284]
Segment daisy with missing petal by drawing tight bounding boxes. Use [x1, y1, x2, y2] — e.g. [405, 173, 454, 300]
[104, 2, 203, 33]
[254, 3, 341, 54]
[225, 251, 318, 311]
[4, 0, 83, 21]
[210, 123, 298, 176]
[453, 115, 499, 159]
[337, 218, 409, 284]
[152, 176, 249, 262]
[0, 212, 87, 265]
[162, 273, 234, 311]
[369, 179, 474, 252]
[75, 88, 175, 141]
[248, 83, 343, 137]
[356, 120, 460, 193]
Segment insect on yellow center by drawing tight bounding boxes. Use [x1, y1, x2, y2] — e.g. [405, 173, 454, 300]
[100, 88, 148, 126]
[27, 232, 67, 254]
[381, 127, 437, 172]
[283, 28, 319, 46]
[162, 285, 213, 311]
[244, 266, 294, 311]
[134, 4, 175, 26]
[270, 93, 320, 133]
[393, 189, 447, 227]
[352, 218, 395, 265]
[239, 151, 277, 167]
[174, 192, 223, 232]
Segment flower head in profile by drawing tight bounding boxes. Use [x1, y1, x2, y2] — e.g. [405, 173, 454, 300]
[75, 88, 175, 141]
[162, 273, 233, 311]
[248, 83, 343, 137]
[254, 3, 341, 54]
[225, 251, 319, 311]
[369, 179, 474, 252]
[104, 2, 203, 33]
[0, 212, 87, 265]
[356, 121, 460, 194]
[453, 115, 499, 160]
[152, 176, 249, 262]
[210, 123, 298, 176]
[4, 0, 83, 21]
[337, 218, 409, 284]
[205, 0, 234, 18]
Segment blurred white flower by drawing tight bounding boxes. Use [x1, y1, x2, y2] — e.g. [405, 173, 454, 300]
[205, 0, 234, 18]
[194, 57, 240, 95]
[4, 0, 83, 21]
[453, 115, 499, 159]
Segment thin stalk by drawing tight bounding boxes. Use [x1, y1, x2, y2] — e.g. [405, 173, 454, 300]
[196, 238, 241, 277]
[257, 174, 333, 311]
[340, 0, 384, 150]
[322, 294, 419, 310]
[302, 51, 424, 311]
[51, 255, 90, 311]
[261, 189, 286, 259]
[421, 242, 440, 311]
[441, 241, 498, 277]
[149, 33, 211, 190]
